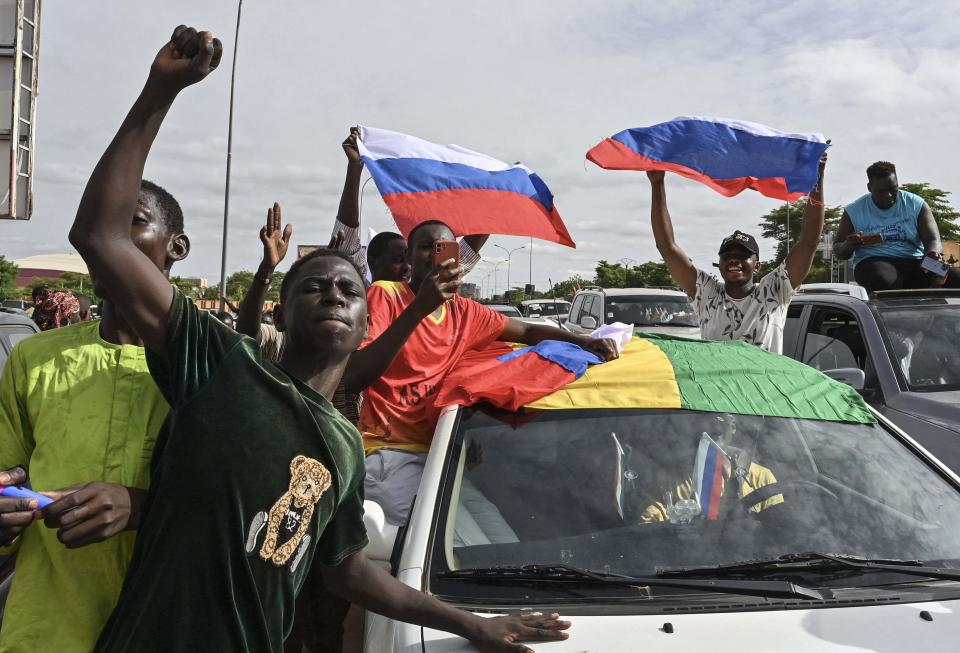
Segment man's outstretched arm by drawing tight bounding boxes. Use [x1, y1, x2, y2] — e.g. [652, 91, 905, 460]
[646, 171, 697, 296]
[337, 128, 364, 229]
[499, 318, 618, 361]
[322, 552, 570, 653]
[69, 26, 222, 356]
[785, 148, 829, 288]
[342, 261, 461, 393]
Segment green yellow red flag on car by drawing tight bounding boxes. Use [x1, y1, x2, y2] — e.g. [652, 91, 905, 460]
[526, 335, 875, 424]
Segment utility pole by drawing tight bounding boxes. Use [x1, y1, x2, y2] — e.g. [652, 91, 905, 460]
[495, 244, 526, 297]
[218, 0, 243, 312]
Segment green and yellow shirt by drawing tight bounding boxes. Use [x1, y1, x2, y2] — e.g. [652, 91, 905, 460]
[95, 291, 368, 653]
[0, 320, 169, 653]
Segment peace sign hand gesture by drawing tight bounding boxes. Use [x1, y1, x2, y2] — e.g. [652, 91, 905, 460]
[260, 202, 293, 270]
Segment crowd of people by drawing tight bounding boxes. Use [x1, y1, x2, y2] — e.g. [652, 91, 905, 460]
[1, 23, 958, 653]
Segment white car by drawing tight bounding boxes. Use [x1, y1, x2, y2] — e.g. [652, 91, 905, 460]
[519, 299, 572, 326]
[361, 337, 960, 652]
[565, 287, 701, 339]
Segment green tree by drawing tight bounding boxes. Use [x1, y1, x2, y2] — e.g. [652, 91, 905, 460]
[901, 182, 960, 242]
[758, 200, 843, 283]
[265, 271, 285, 302]
[593, 260, 626, 288]
[20, 272, 99, 302]
[633, 261, 675, 287]
[550, 275, 586, 300]
[225, 271, 255, 302]
[170, 276, 200, 299]
[0, 256, 19, 299]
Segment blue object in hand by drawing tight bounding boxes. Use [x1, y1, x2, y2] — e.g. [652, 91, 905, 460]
[0, 484, 53, 508]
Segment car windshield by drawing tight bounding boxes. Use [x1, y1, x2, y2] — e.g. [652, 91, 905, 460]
[430, 407, 960, 599]
[523, 302, 570, 317]
[606, 295, 698, 327]
[489, 306, 522, 317]
[876, 300, 960, 392]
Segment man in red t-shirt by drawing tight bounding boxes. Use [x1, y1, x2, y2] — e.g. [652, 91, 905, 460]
[344, 220, 618, 524]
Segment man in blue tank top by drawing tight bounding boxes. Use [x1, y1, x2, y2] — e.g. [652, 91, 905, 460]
[834, 161, 960, 291]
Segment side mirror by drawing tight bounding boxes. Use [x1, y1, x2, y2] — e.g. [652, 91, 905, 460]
[823, 367, 866, 391]
[362, 500, 398, 563]
[580, 315, 598, 329]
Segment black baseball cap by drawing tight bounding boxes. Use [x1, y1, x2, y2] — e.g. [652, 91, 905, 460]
[718, 230, 759, 257]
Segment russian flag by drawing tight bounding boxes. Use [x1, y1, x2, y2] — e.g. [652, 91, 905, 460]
[693, 432, 727, 520]
[357, 126, 575, 247]
[434, 340, 602, 412]
[587, 116, 829, 201]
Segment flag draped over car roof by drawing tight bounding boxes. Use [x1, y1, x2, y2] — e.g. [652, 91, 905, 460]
[586, 116, 830, 201]
[357, 125, 575, 246]
[526, 335, 874, 424]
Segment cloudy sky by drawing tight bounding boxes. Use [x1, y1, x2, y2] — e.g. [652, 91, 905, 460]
[4, 1, 960, 294]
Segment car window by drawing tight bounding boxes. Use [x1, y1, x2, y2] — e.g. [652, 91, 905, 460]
[568, 295, 585, 324]
[0, 326, 37, 372]
[580, 295, 596, 323]
[605, 295, 698, 327]
[431, 407, 960, 601]
[877, 302, 960, 392]
[588, 295, 603, 321]
[782, 303, 804, 355]
[524, 302, 569, 317]
[490, 306, 521, 318]
[801, 308, 866, 372]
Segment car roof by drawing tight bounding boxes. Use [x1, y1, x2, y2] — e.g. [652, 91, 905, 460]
[486, 304, 518, 310]
[0, 308, 40, 330]
[520, 298, 569, 305]
[581, 287, 686, 297]
[795, 284, 960, 306]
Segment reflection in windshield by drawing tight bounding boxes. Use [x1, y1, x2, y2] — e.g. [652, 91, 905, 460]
[434, 408, 960, 595]
[878, 304, 960, 392]
[606, 296, 698, 327]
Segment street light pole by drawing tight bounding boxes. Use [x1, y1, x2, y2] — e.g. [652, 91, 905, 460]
[492, 260, 506, 297]
[218, 0, 243, 312]
[528, 236, 533, 289]
[495, 244, 526, 297]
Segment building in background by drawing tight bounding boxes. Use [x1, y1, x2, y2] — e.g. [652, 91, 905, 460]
[13, 252, 87, 286]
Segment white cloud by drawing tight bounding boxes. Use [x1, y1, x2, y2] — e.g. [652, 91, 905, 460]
[4, 0, 960, 292]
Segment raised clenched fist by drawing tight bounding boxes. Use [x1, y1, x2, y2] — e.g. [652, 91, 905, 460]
[148, 25, 224, 93]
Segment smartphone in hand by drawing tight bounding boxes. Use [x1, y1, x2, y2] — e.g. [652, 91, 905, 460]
[861, 233, 884, 245]
[921, 255, 950, 277]
[432, 240, 460, 270]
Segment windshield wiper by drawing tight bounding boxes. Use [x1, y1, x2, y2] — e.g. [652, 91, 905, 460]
[437, 563, 826, 600]
[657, 552, 960, 583]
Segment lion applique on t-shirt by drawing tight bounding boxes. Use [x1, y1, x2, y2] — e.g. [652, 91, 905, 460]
[244, 455, 332, 573]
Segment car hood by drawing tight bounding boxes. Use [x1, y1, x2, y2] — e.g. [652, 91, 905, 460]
[421, 600, 960, 651]
[889, 391, 960, 432]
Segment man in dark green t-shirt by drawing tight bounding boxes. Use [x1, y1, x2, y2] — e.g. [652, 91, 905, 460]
[69, 24, 570, 653]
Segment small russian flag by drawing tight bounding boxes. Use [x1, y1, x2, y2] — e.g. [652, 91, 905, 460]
[693, 432, 727, 520]
[587, 116, 829, 202]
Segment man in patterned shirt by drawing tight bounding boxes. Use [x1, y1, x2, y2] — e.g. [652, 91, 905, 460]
[644, 151, 827, 354]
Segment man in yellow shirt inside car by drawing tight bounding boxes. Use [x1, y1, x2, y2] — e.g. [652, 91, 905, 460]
[0, 179, 189, 652]
[641, 413, 784, 523]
